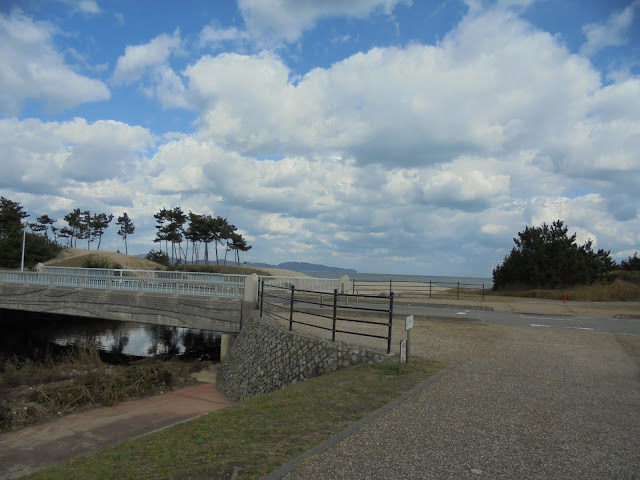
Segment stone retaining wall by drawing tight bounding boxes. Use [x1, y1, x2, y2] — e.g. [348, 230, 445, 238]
[217, 311, 388, 402]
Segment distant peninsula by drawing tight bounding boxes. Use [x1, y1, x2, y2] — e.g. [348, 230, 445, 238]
[247, 261, 357, 275]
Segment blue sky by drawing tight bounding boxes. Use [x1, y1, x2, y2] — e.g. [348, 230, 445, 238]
[1, 0, 639, 276]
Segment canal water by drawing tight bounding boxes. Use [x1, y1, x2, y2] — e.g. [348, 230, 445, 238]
[0, 309, 222, 364]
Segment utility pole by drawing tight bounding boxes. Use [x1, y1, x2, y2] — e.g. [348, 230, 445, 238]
[20, 221, 26, 271]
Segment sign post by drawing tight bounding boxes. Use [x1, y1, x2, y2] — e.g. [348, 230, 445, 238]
[399, 340, 406, 373]
[405, 315, 414, 363]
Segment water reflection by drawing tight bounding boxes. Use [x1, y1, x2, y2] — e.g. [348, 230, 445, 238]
[0, 309, 221, 363]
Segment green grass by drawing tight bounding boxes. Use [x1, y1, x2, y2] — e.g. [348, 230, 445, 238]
[27, 358, 446, 480]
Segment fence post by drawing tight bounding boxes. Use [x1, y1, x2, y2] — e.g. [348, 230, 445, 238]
[457, 282, 460, 300]
[387, 292, 394, 354]
[482, 284, 485, 301]
[259, 279, 264, 317]
[289, 285, 295, 331]
[332, 288, 338, 342]
[352, 279, 356, 295]
[429, 280, 432, 299]
[389, 279, 392, 297]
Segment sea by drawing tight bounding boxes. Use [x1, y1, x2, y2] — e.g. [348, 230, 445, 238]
[299, 271, 493, 288]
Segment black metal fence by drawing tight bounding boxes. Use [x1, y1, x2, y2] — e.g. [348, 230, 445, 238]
[259, 279, 394, 354]
[351, 279, 485, 301]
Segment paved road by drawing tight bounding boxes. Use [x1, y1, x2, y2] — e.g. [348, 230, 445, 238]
[277, 296, 640, 335]
[272, 318, 640, 480]
[388, 303, 640, 335]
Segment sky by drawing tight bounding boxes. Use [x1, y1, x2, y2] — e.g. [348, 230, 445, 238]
[0, 0, 639, 277]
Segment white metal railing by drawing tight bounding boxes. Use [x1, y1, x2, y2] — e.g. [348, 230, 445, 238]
[0, 270, 244, 299]
[38, 265, 247, 284]
[6, 266, 343, 299]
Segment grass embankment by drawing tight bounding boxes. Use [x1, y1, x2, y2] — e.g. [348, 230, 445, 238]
[27, 358, 446, 480]
[44, 249, 164, 270]
[494, 272, 640, 302]
[0, 347, 202, 433]
[42, 248, 279, 277]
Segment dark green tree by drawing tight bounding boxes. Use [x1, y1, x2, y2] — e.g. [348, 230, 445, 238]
[90, 213, 114, 250]
[116, 213, 135, 255]
[58, 226, 74, 247]
[211, 216, 232, 265]
[185, 212, 205, 264]
[0, 197, 29, 267]
[153, 207, 186, 264]
[63, 209, 83, 248]
[0, 198, 60, 268]
[492, 220, 615, 290]
[153, 208, 170, 255]
[223, 221, 237, 265]
[29, 215, 55, 239]
[228, 232, 251, 265]
[620, 252, 640, 271]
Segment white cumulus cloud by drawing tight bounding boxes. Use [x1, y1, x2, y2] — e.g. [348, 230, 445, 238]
[238, 0, 411, 44]
[0, 11, 110, 114]
[113, 29, 183, 85]
[580, 0, 640, 57]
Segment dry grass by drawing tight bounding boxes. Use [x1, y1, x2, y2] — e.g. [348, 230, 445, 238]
[44, 248, 165, 270]
[0, 348, 202, 432]
[494, 278, 640, 302]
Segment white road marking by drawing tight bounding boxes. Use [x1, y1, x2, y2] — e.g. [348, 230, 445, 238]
[566, 327, 594, 331]
[457, 311, 468, 315]
[521, 315, 566, 321]
[531, 324, 551, 328]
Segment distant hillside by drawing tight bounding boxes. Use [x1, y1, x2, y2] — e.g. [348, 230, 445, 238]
[247, 261, 357, 275]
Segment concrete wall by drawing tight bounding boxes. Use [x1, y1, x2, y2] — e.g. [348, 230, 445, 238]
[0, 284, 242, 332]
[217, 311, 388, 402]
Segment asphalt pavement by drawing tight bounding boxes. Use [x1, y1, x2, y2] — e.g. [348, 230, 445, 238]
[388, 302, 640, 335]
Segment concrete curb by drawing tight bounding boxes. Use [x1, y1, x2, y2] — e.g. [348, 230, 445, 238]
[260, 362, 459, 480]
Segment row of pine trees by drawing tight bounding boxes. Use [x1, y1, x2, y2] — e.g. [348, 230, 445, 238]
[0, 197, 251, 268]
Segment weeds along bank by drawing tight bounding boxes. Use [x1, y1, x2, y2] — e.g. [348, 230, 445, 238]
[0, 347, 204, 432]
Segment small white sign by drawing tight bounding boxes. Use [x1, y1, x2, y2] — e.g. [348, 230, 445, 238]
[400, 340, 407, 363]
[405, 315, 414, 330]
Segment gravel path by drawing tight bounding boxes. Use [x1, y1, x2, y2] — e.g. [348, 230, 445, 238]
[278, 321, 640, 479]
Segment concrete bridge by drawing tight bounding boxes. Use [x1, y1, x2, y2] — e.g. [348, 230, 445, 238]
[0, 268, 343, 332]
[0, 269, 259, 332]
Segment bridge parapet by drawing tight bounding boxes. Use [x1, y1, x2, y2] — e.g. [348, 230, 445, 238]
[33, 266, 346, 296]
[1, 270, 243, 299]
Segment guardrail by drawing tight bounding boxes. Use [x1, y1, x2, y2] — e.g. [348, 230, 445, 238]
[0, 270, 244, 299]
[259, 280, 394, 353]
[352, 279, 485, 301]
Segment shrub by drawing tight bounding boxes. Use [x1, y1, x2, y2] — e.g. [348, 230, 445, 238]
[82, 255, 112, 269]
[145, 249, 170, 267]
